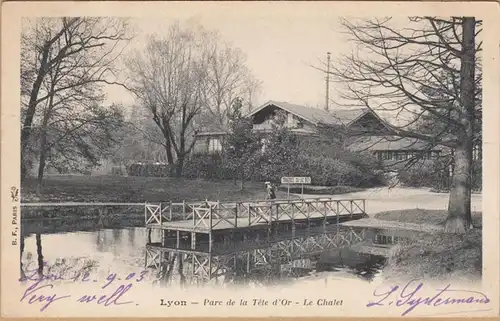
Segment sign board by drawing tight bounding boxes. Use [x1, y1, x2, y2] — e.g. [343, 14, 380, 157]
[281, 177, 312, 185]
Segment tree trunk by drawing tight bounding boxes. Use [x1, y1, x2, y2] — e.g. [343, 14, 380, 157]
[239, 165, 245, 191]
[36, 153, 46, 196]
[21, 46, 51, 183]
[444, 17, 476, 233]
[36, 233, 44, 277]
[175, 155, 185, 178]
[165, 137, 174, 165]
[445, 144, 473, 233]
[20, 234, 26, 280]
[36, 138, 48, 196]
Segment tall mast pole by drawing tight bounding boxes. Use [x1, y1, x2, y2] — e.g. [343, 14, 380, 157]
[325, 52, 331, 111]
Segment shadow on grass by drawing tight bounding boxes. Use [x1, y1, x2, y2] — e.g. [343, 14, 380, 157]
[384, 229, 482, 282]
[373, 209, 482, 282]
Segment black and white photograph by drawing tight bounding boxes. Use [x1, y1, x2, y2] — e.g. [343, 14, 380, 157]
[2, 1, 499, 318]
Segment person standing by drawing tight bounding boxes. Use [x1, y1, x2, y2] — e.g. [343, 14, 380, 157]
[265, 181, 276, 200]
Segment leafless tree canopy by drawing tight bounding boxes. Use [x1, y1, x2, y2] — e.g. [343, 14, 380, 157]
[20, 17, 132, 185]
[328, 16, 482, 233]
[330, 17, 482, 148]
[126, 22, 260, 176]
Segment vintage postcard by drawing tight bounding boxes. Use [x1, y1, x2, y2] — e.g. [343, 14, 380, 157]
[1, 1, 499, 318]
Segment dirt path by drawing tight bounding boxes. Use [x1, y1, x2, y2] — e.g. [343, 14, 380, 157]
[300, 187, 482, 216]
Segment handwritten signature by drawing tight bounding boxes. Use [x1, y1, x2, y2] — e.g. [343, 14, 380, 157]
[367, 279, 490, 316]
[19, 262, 148, 312]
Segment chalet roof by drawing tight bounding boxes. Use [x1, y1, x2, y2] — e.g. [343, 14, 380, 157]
[347, 136, 443, 152]
[248, 100, 368, 126]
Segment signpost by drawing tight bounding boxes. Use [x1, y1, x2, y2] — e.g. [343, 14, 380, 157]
[281, 177, 312, 199]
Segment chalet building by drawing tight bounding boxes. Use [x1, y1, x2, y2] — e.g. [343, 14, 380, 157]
[193, 100, 445, 162]
[346, 136, 444, 162]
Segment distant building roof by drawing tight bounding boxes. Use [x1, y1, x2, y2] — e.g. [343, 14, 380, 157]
[347, 136, 444, 152]
[248, 100, 369, 126]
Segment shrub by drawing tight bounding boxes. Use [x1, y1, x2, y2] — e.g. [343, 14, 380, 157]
[398, 159, 482, 191]
[177, 135, 384, 188]
[183, 154, 221, 179]
[471, 160, 482, 191]
[127, 162, 174, 177]
[398, 161, 439, 188]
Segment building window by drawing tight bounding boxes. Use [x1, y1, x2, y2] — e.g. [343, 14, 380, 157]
[394, 151, 407, 161]
[208, 138, 222, 153]
[376, 151, 396, 160]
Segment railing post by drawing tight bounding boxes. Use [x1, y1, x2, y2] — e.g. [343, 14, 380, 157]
[323, 200, 327, 226]
[144, 203, 147, 225]
[336, 201, 340, 225]
[235, 203, 238, 228]
[209, 203, 213, 230]
[159, 203, 162, 225]
[362, 199, 366, 216]
[248, 203, 251, 226]
[269, 202, 273, 225]
[191, 232, 196, 250]
[169, 201, 173, 221]
[350, 200, 353, 219]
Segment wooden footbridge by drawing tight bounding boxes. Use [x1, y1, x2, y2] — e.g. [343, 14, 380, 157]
[144, 197, 366, 248]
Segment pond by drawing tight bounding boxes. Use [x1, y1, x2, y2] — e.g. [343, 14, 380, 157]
[19, 216, 422, 288]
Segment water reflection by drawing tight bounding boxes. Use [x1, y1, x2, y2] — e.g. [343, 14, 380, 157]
[145, 226, 388, 287]
[20, 216, 420, 289]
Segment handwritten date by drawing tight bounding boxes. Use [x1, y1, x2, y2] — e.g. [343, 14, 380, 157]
[19, 263, 148, 312]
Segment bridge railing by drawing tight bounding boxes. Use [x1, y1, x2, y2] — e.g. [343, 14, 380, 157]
[145, 198, 366, 230]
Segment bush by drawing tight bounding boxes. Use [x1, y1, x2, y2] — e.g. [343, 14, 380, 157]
[398, 161, 441, 188]
[471, 160, 482, 191]
[197, 150, 383, 188]
[182, 154, 229, 180]
[398, 159, 482, 191]
[176, 133, 384, 188]
[127, 162, 174, 177]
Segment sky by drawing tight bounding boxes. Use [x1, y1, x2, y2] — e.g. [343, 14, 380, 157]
[105, 12, 350, 110]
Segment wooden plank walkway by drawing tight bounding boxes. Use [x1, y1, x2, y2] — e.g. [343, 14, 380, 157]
[146, 212, 362, 233]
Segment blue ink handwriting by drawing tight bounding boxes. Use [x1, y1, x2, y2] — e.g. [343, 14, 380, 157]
[20, 281, 71, 312]
[19, 261, 148, 312]
[367, 279, 490, 316]
[76, 283, 134, 306]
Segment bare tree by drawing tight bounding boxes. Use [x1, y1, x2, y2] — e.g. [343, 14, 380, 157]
[127, 23, 200, 171]
[127, 22, 260, 177]
[198, 35, 262, 130]
[31, 44, 125, 193]
[328, 17, 481, 233]
[20, 17, 132, 182]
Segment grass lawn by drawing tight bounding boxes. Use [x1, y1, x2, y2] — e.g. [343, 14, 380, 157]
[375, 209, 482, 281]
[374, 209, 482, 228]
[22, 175, 295, 203]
